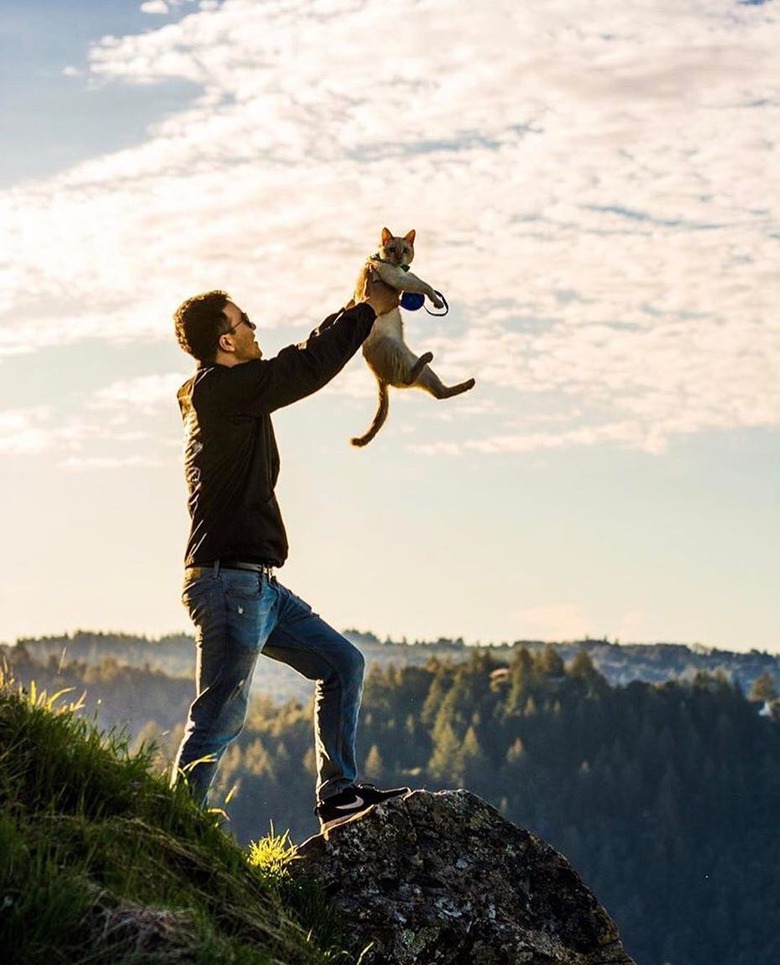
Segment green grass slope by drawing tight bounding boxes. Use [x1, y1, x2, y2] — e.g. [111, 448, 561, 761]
[0, 679, 354, 965]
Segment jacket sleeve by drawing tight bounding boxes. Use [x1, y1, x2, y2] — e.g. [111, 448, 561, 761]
[218, 303, 376, 415]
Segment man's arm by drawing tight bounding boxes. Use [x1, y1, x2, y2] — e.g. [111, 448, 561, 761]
[306, 269, 399, 338]
[255, 302, 377, 411]
[219, 273, 399, 414]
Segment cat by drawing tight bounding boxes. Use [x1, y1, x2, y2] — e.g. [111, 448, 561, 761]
[350, 227, 476, 448]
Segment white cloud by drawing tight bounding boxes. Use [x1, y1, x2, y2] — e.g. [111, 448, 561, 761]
[1, 0, 778, 454]
[0, 407, 53, 455]
[0, 372, 187, 466]
[59, 455, 164, 471]
[411, 421, 666, 457]
[90, 373, 188, 414]
[140, 1, 170, 14]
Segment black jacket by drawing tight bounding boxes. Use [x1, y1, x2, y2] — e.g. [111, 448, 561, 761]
[178, 303, 376, 568]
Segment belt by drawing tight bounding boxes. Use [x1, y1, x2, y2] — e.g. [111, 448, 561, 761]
[186, 559, 275, 578]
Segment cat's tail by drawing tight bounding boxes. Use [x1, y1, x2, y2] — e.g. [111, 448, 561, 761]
[351, 382, 389, 447]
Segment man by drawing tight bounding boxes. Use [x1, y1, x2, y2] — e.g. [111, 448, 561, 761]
[171, 274, 408, 831]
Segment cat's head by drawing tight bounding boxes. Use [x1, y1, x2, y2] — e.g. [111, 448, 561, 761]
[378, 227, 416, 267]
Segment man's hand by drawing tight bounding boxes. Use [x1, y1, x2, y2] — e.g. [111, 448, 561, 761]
[360, 269, 400, 317]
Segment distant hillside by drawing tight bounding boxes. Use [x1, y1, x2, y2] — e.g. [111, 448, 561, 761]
[4, 629, 778, 705]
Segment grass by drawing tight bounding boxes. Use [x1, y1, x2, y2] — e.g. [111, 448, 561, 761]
[247, 828, 355, 957]
[0, 674, 357, 965]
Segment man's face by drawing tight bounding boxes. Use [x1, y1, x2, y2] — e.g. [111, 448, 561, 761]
[222, 301, 262, 362]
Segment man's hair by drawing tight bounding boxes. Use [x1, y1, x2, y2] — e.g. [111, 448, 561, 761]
[174, 290, 231, 362]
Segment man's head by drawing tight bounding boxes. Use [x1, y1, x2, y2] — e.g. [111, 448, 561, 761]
[174, 290, 261, 364]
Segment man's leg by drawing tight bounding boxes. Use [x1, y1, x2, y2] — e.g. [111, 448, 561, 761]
[261, 582, 364, 802]
[172, 569, 278, 806]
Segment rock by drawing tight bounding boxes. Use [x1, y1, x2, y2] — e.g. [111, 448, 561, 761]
[293, 789, 636, 965]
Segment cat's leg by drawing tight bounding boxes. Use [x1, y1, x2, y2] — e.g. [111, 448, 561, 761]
[414, 365, 476, 399]
[371, 261, 410, 291]
[370, 336, 434, 388]
[397, 270, 444, 309]
[405, 351, 434, 385]
[371, 261, 444, 309]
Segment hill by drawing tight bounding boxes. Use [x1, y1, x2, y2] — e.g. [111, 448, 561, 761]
[0, 677, 353, 964]
[0, 672, 640, 965]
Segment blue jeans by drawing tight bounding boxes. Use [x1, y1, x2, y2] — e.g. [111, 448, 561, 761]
[171, 566, 365, 806]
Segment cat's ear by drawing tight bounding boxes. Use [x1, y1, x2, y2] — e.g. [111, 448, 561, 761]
[381, 227, 393, 246]
[404, 229, 416, 245]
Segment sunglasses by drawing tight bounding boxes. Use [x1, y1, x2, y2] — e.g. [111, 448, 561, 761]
[224, 311, 256, 335]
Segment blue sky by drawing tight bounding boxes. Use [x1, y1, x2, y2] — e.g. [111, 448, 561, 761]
[0, 0, 778, 652]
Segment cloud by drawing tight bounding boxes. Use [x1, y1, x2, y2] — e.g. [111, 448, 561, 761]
[1, 0, 777, 454]
[59, 454, 165, 471]
[410, 422, 657, 457]
[0, 405, 106, 457]
[140, 0, 202, 14]
[90, 373, 188, 414]
[140, 1, 171, 14]
[0, 407, 54, 455]
[0, 371, 187, 467]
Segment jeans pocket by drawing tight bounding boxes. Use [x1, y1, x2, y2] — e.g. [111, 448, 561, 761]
[224, 573, 263, 600]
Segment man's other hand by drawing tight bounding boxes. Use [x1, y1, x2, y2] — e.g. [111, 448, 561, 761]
[361, 269, 400, 317]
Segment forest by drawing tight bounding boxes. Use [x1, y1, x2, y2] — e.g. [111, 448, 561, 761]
[2, 637, 779, 965]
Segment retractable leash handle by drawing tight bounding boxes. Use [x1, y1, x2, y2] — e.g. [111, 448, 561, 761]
[400, 290, 449, 316]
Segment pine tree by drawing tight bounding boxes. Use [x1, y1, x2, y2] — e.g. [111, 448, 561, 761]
[364, 743, 385, 780]
[749, 671, 778, 703]
[428, 718, 464, 784]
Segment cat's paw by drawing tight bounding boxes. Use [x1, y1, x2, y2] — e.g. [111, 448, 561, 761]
[419, 351, 434, 365]
[429, 292, 444, 309]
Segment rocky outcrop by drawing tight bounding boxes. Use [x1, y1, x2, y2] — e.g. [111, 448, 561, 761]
[293, 789, 636, 965]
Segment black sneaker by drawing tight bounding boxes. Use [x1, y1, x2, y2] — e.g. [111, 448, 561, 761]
[315, 783, 410, 831]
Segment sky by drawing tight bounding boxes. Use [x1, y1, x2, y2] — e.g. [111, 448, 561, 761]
[0, 0, 778, 653]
